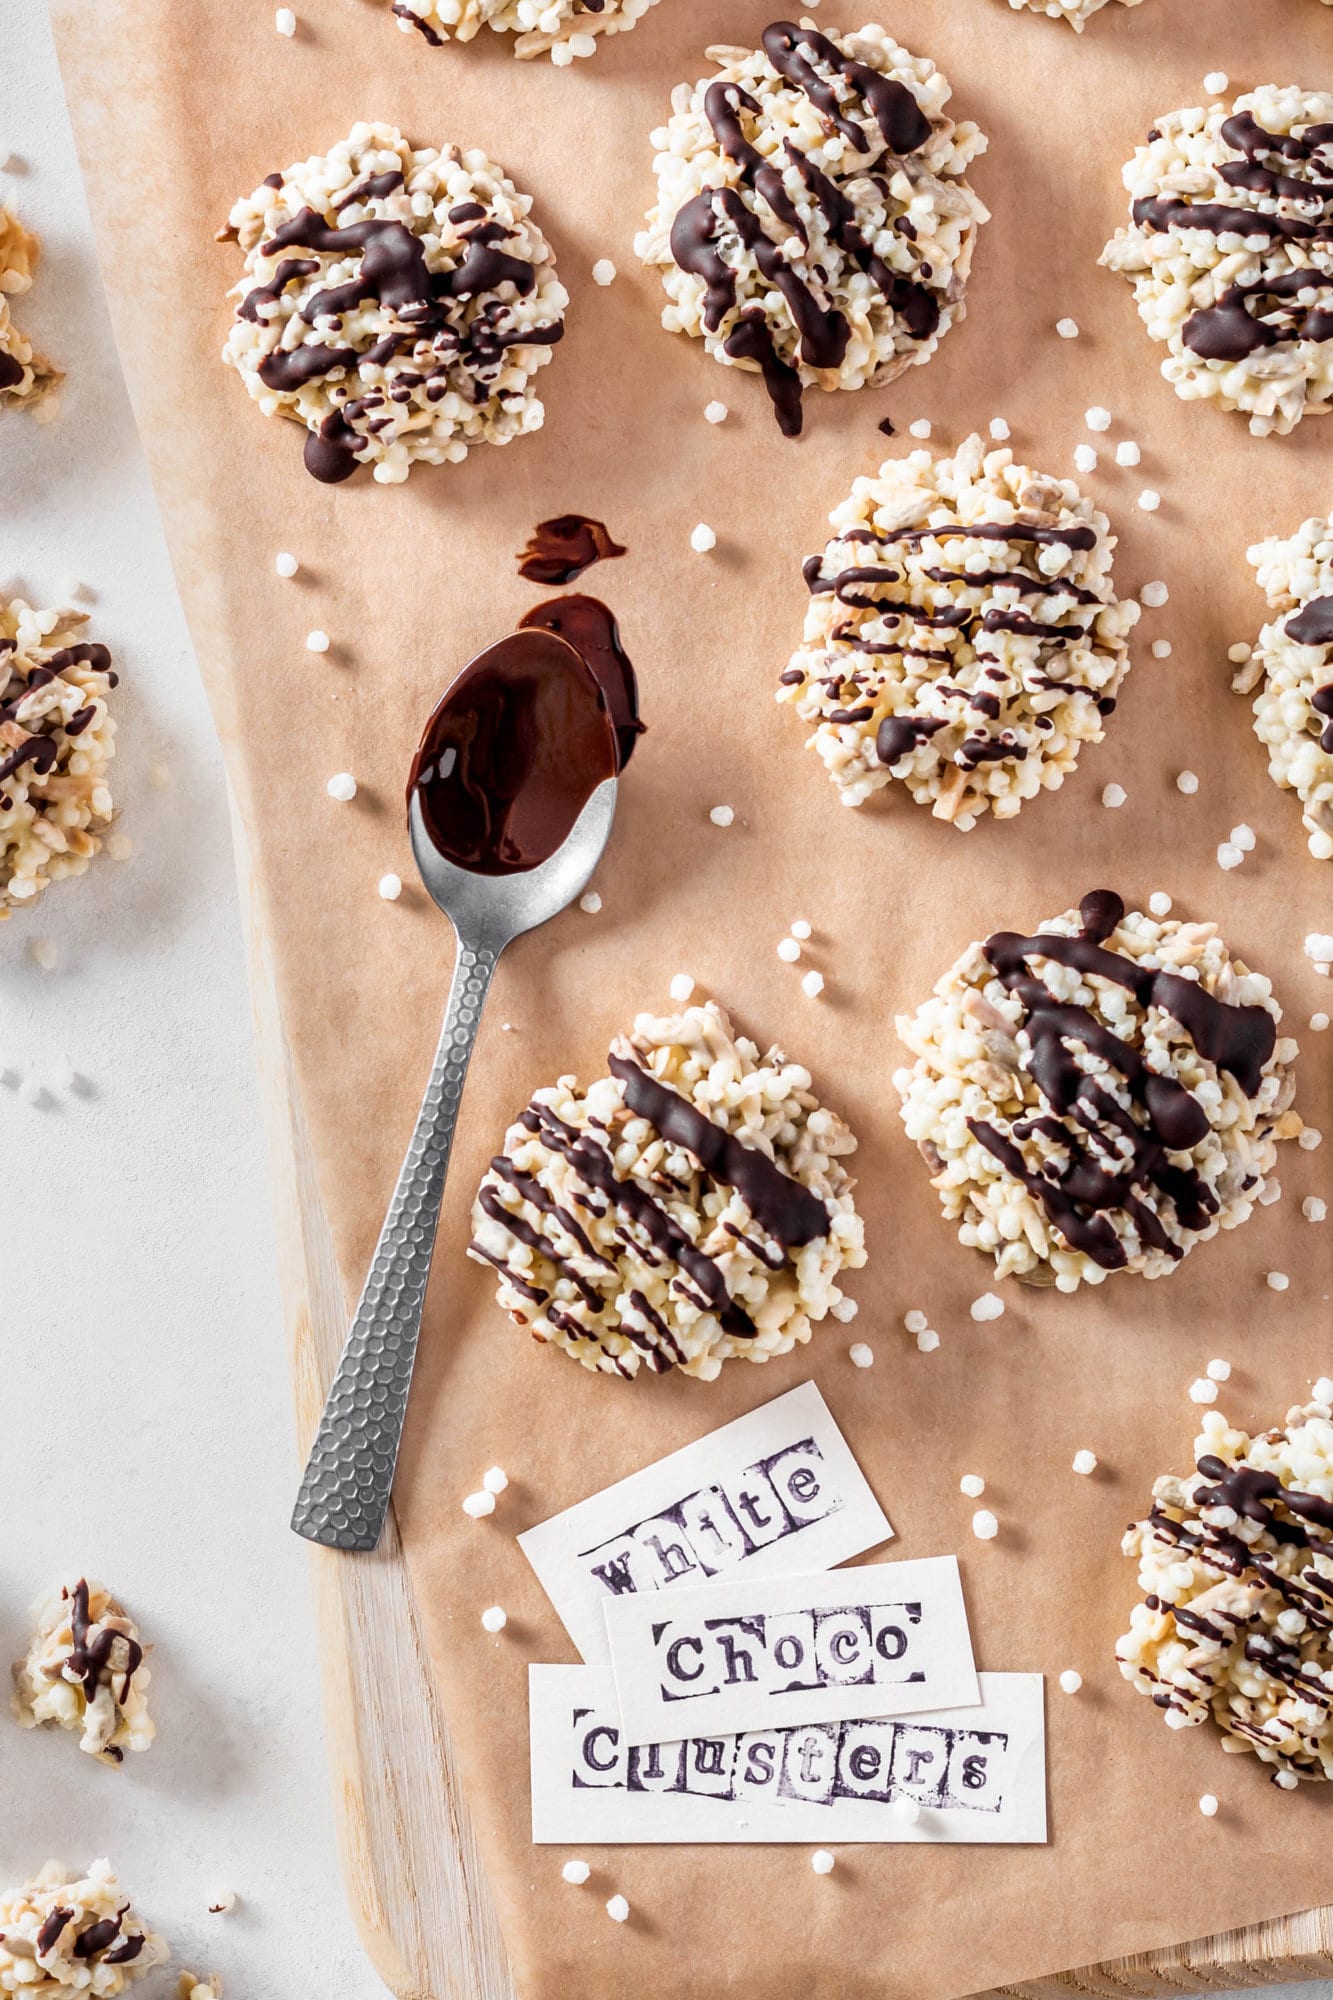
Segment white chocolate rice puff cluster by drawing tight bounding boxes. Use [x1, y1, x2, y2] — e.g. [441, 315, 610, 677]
[13, 1580, 154, 1767]
[1235, 516, 1333, 860]
[221, 123, 567, 484]
[0, 1860, 166, 1995]
[1, 597, 117, 915]
[894, 891, 1300, 1292]
[470, 1001, 865, 1379]
[1002, 0, 1144, 25]
[1119, 1397, 1333, 1785]
[634, 20, 988, 436]
[1101, 87, 1333, 438]
[389, 0, 658, 61]
[0, 206, 60, 411]
[779, 434, 1139, 826]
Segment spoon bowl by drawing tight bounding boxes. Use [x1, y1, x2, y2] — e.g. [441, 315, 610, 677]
[292, 770, 618, 1551]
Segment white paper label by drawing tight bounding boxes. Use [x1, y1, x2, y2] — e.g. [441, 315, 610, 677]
[518, 1382, 892, 1663]
[603, 1558, 977, 1742]
[529, 1666, 1046, 1844]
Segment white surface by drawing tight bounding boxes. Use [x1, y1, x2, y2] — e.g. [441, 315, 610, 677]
[1, 6, 1328, 1999]
[3, 6, 383, 1995]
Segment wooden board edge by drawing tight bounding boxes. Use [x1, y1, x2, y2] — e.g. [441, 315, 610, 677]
[230, 792, 517, 2000]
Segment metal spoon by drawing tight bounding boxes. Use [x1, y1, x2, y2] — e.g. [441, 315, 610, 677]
[290, 769, 617, 1551]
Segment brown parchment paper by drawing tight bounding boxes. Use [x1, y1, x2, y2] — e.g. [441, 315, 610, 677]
[50, 0, 1333, 1993]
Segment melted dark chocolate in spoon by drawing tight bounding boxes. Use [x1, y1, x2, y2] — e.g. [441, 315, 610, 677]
[518, 514, 626, 586]
[518, 593, 644, 770]
[409, 627, 618, 875]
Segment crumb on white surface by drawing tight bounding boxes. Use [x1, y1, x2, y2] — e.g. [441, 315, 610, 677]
[206, 1891, 237, 1915]
[106, 832, 134, 861]
[29, 937, 57, 971]
[890, 1794, 921, 1824]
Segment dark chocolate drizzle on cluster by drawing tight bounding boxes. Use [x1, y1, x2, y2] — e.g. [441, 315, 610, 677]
[471, 1044, 833, 1374]
[517, 513, 626, 586]
[1284, 594, 1333, 753]
[1131, 111, 1333, 364]
[34, 1898, 145, 1968]
[1135, 1446, 1333, 1763]
[239, 182, 564, 482]
[669, 22, 939, 437]
[0, 349, 26, 392]
[964, 890, 1277, 1271]
[799, 517, 1109, 777]
[0, 642, 115, 811]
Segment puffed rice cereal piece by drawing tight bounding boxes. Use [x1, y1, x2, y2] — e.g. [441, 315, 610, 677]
[12, 1580, 154, 1766]
[779, 433, 1139, 822]
[1100, 88, 1333, 437]
[388, 0, 658, 59]
[0, 1860, 166, 1994]
[635, 20, 988, 436]
[178, 1980, 222, 2000]
[895, 889, 1298, 1290]
[1001, 0, 1144, 22]
[1237, 516, 1333, 859]
[0, 205, 61, 411]
[470, 1000, 865, 1378]
[220, 123, 567, 483]
[1119, 1397, 1333, 1782]
[0, 596, 118, 914]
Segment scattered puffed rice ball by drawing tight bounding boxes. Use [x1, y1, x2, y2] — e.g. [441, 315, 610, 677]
[1151, 639, 1172, 659]
[482, 1465, 508, 1494]
[1073, 443, 1098, 473]
[972, 1509, 999, 1541]
[1228, 642, 1252, 665]
[1102, 783, 1127, 809]
[669, 973, 695, 1003]
[1203, 71, 1228, 95]
[1230, 823, 1255, 851]
[890, 1795, 920, 1825]
[704, 400, 729, 424]
[1198, 1792, 1220, 1817]
[1085, 406, 1112, 432]
[378, 873, 402, 901]
[1148, 892, 1172, 916]
[904, 1309, 927, 1334]
[276, 6, 296, 33]
[606, 1895, 630, 1923]
[1176, 770, 1199, 794]
[960, 1473, 985, 1498]
[305, 628, 330, 653]
[1312, 1013, 1329, 1032]
[908, 418, 932, 439]
[1056, 318, 1079, 340]
[848, 1341, 874, 1369]
[562, 1860, 590, 1885]
[1300, 1127, 1323, 1150]
[1072, 1449, 1098, 1476]
[1059, 1670, 1083, 1695]
[106, 831, 134, 861]
[801, 969, 825, 999]
[326, 772, 357, 802]
[708, 804, 734, 827]
[1305, 1197, 1327, 1223]
[989, 418, 1010, 441]
[1206, 1358, 1231, 1381]
[1316, 1377, 1333, 1404]
[690, 522, 717, 553]
[830, 1296, 858, 1322]
[568, 31, 597, 55]
[480, 1606, 507, 1634]
[207, 1890, 238, 1914]
[1217, 841, 1244, 871]
[777, 937, 801, 963]
[1189, 1377, 1218, 1404]
[1305, 933, 1333, 968]
[579, 891, 602, 914]
[970, 1292, 1005, 1322]
[917, 1327, 940, 1353]
[30, 937, 57, 970]
[275, 551, 299, 577]
[591, 260, 617, 288]
[1115, 439, 1141, 467]
[810, 1850, 836, 1875]
[1266, 1271, 1290, 1292]
[462, 1490, 496, 1519]
[1140, 580, 1168, 608]
[1138, 489, 1161, 512]
[790, 918, 812, 939]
